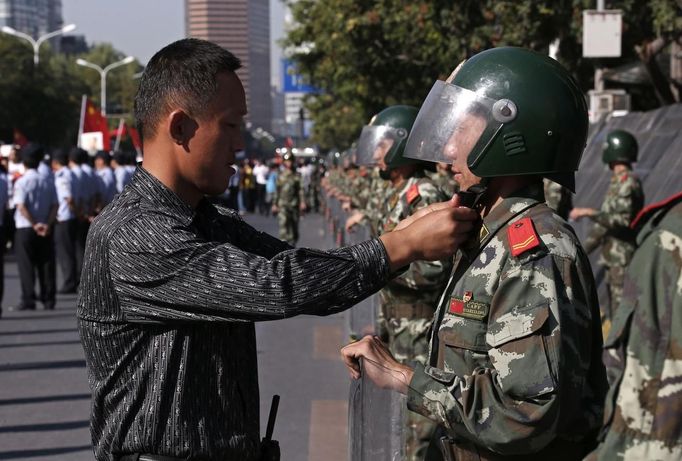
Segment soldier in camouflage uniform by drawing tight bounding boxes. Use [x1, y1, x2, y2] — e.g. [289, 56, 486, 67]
[342, 47, 607, 460]
[588, 191, 682, 461]
[430, 162, 460, 198]
[271, 152, 306, 245]
[570, 130, 644, 325]
[306, 157, 322, 213]
[359, 105, 452, 460]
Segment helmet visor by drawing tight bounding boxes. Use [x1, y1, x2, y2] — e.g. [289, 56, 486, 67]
[356, 125, 407, 166]
[404, 80, 503, 165]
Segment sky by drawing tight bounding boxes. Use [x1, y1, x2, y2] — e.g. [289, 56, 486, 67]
[61, 0, 286, 88]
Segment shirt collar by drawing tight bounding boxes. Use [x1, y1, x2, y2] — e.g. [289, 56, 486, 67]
[129, 167, 197, 226]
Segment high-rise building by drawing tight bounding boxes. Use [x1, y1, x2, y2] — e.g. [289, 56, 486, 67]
[0, 0, 63, 50]
[186, 0, 272, 132]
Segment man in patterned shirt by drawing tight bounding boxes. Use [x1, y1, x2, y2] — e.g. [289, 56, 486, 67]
[77, 38, 479, 461]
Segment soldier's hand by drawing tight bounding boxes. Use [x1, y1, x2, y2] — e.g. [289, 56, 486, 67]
[300, 202, 307, 213]
[341, 335, 413, 394]
[345, 211, 364, 232]
[341, 201, 352, 212]
[569, 207, 597, 220]
[271, 205, 279, 215]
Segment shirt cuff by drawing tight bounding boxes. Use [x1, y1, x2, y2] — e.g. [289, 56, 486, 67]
[407, 363, 432, 414]
[346, 238, 391, 287]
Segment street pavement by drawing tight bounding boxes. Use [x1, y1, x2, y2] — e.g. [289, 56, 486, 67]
[0, 211, 352, 461]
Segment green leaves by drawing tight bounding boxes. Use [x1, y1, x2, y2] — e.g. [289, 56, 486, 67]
[0, 36, 141, 147]
[284, 0, 681, 151]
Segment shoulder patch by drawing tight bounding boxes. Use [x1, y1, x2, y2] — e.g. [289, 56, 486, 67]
[406, 183, 420, 205]
[507, 217, 541, 257]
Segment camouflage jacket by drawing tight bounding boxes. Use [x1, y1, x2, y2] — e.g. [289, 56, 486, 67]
[377, 173, 451, 310]
[350, 173, 371, 209]
[361, 168, 392, 237]
[407, 184, 607, 456]
[585, 168, 644, 267]
[543, 178, 572, 220]
[273, 169, 305, 208]
[591, 192, 682, 461]
[429, 169, 460, 198]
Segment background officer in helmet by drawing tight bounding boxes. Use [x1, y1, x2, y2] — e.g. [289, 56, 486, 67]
[570, 129, 644, 327]
[358, 105, 452, 460]
[272, 152, 306, 245]
[342, 47, 607, 460]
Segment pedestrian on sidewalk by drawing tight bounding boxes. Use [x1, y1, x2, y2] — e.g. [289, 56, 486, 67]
[12, 143, 57, 311]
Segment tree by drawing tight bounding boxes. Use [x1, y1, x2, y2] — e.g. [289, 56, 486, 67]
[284, 0, 681, 150]
[0, 36, 142, 148]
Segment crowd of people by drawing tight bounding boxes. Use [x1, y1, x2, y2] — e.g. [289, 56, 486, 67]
[0, 144, 137, 316]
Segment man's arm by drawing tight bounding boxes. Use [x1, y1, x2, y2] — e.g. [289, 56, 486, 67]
[110, 202, 476, 322]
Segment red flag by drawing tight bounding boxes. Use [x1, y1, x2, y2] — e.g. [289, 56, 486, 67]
[128, 125, 141, 151]
[13, 128, 28, 147]
[83, 98, 111, 150]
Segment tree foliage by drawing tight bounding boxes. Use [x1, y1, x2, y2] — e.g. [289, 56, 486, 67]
[0, 36, 141, 147]
[284, 0, 681, 150]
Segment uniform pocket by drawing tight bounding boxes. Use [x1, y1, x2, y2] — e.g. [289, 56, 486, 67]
[434, 317, 490, 378]
[486, 304, 555, 399]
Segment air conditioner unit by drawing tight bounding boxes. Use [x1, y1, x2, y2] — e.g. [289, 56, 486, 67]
[588, 89, 631, 123]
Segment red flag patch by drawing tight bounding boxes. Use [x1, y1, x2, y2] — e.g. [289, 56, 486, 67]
[406, 184, 420, 204]
[507, 217, 540, 257]
[449, 298, 464, 314]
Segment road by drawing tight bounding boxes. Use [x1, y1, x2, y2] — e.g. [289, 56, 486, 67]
[0, 211, 351, 461]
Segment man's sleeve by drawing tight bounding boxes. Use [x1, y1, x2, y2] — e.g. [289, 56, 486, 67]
[109, 214, 390, 323]
[407, 253, 598, 455]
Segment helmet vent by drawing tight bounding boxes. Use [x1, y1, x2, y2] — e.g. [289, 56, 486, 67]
[503, 132, 526, 156]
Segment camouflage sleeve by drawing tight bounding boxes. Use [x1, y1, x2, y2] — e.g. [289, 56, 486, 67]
[391, 182, 450, 291]
[583, 222, 607, 254]
[590, 179, 639, 229]
[407, 251, 599, 454]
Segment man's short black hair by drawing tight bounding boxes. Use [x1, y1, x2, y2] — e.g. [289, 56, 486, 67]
[52, 148, 69, 166]
[21, 143, 44, 169]
[134, 38, 242, 141]
[69, 147, 88, 165]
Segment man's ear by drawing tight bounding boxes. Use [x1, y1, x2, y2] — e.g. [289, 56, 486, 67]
[168, 110, 198, 150]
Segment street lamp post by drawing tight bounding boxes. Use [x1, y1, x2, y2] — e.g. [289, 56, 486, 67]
[76, 56, 135, 116]
[1, 23, 76, 65]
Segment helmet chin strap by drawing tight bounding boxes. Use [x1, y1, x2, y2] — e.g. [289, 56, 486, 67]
[456, 179, 489, 210]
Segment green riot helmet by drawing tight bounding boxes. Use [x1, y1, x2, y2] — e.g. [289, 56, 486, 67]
[282, 151, 294, 162]
[356, 105, 419, 169]
[404, 47, 588, 191]
[602, 129, 638, 164]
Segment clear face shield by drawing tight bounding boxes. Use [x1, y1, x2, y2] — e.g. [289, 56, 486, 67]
[404, 80, 513, 167]
[356, 125, 408, 166]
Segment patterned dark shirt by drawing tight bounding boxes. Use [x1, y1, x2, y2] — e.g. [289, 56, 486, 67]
[77, 167, 390, 460]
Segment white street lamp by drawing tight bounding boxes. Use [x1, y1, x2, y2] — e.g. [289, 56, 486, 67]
[76, 56, 135, 116]
[1, 23, 76, 65]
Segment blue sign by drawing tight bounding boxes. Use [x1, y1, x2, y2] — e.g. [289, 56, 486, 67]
[282, 59, 317, 93]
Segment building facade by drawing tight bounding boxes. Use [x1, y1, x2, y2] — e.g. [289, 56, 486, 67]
[0, 0, 63, 49]
[186, 0, 272, 132]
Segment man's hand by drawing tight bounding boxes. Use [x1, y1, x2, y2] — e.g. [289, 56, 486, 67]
[345, 211, 365, 231]
[569, 207, 597, 220]
[341, 200, 352, 212]
[379, 196, 478, 271]
[341, 335, 414, 394]
[271, 205, 279, 215]
[394, 195, 461, 232]
[33, 222, 48, 237]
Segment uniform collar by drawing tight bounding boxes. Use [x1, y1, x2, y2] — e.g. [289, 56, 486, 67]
[129, 167, 197, 226]
[469, 183, 545, 252]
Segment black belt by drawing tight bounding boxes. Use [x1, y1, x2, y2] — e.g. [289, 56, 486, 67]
[119, 455, 187, 461]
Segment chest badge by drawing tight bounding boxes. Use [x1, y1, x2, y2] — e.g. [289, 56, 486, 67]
[448, 291, 489, 321]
